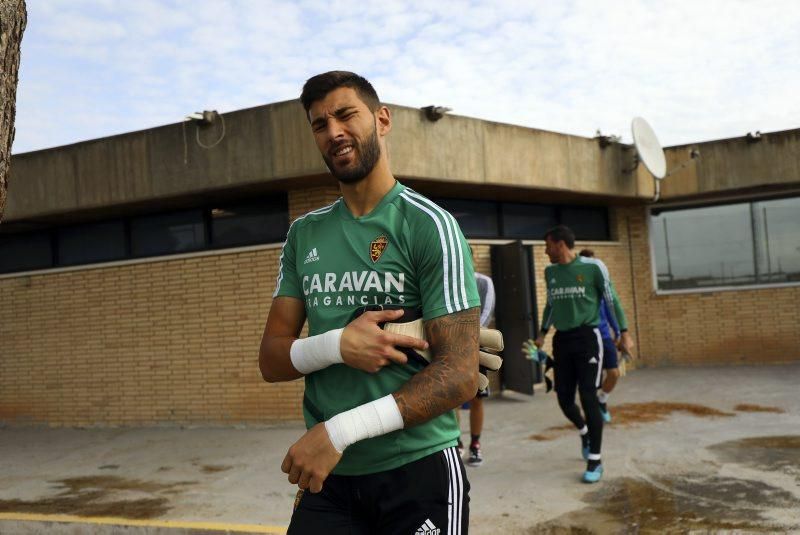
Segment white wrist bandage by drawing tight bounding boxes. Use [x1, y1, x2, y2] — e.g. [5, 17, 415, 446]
[324, 394, 404, 453]
[289, 328, 344, 374]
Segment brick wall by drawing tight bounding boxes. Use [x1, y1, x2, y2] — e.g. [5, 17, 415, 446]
[0, 246, 302, 426]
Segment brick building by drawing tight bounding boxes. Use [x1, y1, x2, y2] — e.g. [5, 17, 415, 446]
[1, 101, 798, 426]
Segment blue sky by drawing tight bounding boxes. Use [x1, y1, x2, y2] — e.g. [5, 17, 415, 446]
[12, 0, 800, 154]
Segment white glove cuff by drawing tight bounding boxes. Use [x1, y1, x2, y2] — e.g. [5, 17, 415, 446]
[289, 328, 344, 375]
[324, 394, 404, 453]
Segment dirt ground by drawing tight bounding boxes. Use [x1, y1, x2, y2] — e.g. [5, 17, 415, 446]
[1, 363, 799, 534]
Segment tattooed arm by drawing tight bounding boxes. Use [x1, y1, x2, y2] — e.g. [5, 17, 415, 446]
[393, 307, 480, 427]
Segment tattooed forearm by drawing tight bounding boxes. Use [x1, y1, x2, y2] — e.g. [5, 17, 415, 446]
[393, 307, 480, 427]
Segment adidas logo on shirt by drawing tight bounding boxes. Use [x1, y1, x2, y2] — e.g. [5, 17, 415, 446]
[416, 519, 440, 535]
[303, 248, 320, 264]
[589, 357, 598, 364]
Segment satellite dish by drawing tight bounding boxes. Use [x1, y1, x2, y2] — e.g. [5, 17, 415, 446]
[631, 117, 666, 179]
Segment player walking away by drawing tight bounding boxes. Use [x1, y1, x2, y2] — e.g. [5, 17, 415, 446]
[578, 249, 632, 422]
[460, 247, 496, 467]
[259, 71, 482, 534]
[534, 226, 634, 483]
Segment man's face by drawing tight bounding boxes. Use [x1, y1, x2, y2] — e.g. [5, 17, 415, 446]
[308, 87, 382, 184]
[544, 237, 561, 264]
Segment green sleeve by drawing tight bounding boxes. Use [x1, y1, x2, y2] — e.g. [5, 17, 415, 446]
[273, 223, 302, 299]
[412, 212, 480, 320]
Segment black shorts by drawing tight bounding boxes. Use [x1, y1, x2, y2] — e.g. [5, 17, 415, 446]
[601, 337, 618, 369]
[553, 325, 603, 393]
[288, 447, 469, 535]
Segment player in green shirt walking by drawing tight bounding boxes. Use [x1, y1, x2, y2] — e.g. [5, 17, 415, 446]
[259, 71, 481, 534]
[534, 225, 634, 483]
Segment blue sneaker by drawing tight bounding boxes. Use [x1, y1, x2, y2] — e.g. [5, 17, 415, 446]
[582, 463, 603, 483]
[599, 403, 611, 423]
[581, 435, 590, 460]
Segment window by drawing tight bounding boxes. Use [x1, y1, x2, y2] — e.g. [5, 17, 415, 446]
[753, 197, 800, 284]
[561, 206, 609, 241]
[651, 196, 800, 291]
[57, 221, 126, 266]
[502, 203, 557, 239]
[435, 199, 499, 239]
[131, 210, 206, 257]
[0, 194, 290, 274]
[210, 200, 289, 247]
[0, 232, 53, 273]
[433, 197, 611, 240]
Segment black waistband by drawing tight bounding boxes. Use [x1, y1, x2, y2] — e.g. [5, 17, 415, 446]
[554, 324, 598, 337]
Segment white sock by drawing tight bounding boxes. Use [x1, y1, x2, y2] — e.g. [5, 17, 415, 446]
[598, 391, 609, 404]
[579, 425, 588, 436]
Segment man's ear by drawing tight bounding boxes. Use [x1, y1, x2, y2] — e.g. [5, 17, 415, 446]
[376, 105, 392, 136]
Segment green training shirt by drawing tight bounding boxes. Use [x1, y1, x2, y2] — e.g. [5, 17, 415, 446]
[540, 255, 628, 333]
[273, 181, 481, 475]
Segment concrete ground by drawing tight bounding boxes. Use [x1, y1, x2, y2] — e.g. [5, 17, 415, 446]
[1, 364, 799, 534]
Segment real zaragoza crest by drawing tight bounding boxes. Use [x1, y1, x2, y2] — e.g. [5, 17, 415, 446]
[370, 235, 389, 263]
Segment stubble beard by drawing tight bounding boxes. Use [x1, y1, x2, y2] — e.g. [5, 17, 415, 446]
[323, 123, 381, 185]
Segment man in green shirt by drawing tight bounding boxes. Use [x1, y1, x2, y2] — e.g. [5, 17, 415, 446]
[534, 225, 634, 483]
[259, 71, 481, 534]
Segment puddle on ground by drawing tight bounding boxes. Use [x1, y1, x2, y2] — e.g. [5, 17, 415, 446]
[200, 464, 233, 474]
[0, 475, 196, 519]
[711, 435, 800, 481]
[529, 474, 799, 533]
[734, 403, 785, 413]
[601, 402, 734, 425]
[529, 402, 734, 441]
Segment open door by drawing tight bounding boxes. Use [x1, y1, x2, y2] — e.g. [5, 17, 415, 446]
[491, 241, 540, 395]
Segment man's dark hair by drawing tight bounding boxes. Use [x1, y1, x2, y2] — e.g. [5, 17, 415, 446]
[300, 71, 380, 115]
[578, 248, 594, 258]
[543, 225, 576, 249]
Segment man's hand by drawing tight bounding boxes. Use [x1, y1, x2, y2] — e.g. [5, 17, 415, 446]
[534, 335, 545, 349]
[340, 309, 429, 373]
[383, 318, 503, 394]
[522, 338, 538, 359]
[281, 423, 342, 494]
[522, 338, 547, 363]
[617, 331, 635, 357]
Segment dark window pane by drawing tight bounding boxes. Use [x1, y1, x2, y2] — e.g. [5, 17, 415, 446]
[210, 200, 289, 247]
[753, 197, 800, 283]
[434, 199, 498, 238]
[57, 221, 126, 266]
[0, 232, 53, 273]
[560, 206, 609, 240]
[652, 203, 755, 290]
[131, 210, 205, 257]
[502, 203, 557, 239]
